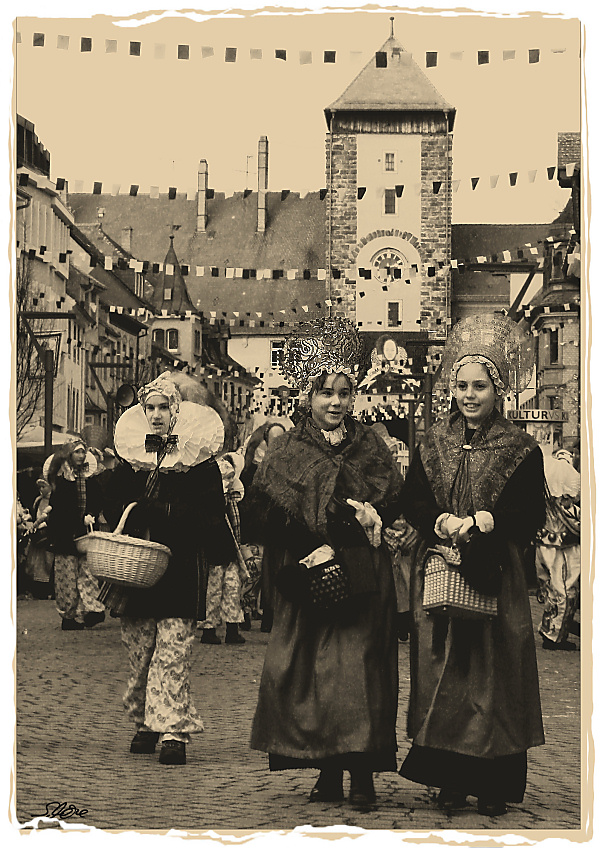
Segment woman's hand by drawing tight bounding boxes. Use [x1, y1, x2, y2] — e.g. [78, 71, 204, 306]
[346, 499, 382, 548]
[457, 515, 476, 543]
[435, 513, 464, 539]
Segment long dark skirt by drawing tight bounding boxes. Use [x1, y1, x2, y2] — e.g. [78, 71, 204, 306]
[400, 744, 528, 802]
[251, 546, 399, 772]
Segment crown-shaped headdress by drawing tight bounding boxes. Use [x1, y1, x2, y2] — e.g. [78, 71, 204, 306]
[441, 313, 535, 394]
[279, 316, 364, 393]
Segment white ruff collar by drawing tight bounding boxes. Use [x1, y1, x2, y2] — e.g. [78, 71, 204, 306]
[43, 450, 98, 481]
[114, 401, 224, 472]
[321, 422, 347, 446]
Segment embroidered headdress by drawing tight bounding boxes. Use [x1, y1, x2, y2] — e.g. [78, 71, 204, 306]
[442, 313, 534, 395]
[278, 316, 364, 393]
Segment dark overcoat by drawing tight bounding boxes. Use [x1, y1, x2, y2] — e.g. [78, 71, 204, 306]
[103, 458, 236, 620]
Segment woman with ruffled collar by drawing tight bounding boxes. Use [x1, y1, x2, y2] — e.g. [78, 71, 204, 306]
[103, 372, 236, 766]
[44, 437, 107, 631]
[248, 318, 403, 808]
[397, 315, 546, 818]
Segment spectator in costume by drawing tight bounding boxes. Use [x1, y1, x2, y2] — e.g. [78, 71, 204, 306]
[536, 447, 581, 650]
[44, 438, 106, 631]
[199, 451, 248, 645]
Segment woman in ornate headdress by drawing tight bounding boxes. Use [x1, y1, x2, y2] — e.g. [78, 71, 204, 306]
[248, 317, 403, 807]
[103, 371, 236, 766]
[44, 437, 106, 630]
[397, 314, 546, 817]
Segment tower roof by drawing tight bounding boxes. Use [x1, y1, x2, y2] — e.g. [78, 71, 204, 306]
[155, 235, 198, 314]
[325, 36, 455, 125]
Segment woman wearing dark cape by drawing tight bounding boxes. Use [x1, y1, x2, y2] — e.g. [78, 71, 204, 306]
[398, 314, 546, 817]
[247, 317, 403, 807]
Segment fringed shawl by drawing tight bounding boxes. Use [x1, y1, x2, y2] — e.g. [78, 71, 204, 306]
[252, 414, 403, 541]
[420, 408, 538, 516]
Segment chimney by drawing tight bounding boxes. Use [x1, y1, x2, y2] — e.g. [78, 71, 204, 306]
[197, 159, 208, 233]
[257, 136, 268, 233]
[121, 227, 132, 252]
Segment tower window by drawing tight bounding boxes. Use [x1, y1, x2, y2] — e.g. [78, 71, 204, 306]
[387, 301, 403, 328]
[384, 189, 397, 215]
[548, 328, 559, 364]
[384, 152, 396, 172]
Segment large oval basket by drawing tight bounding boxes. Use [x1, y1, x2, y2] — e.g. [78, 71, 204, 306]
[76, 532, 171, 588]
[75, 502, 170, 588]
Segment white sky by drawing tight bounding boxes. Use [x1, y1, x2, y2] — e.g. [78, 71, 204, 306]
[12, 3, 586, 225]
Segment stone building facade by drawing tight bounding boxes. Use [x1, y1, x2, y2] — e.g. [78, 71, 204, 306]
[324, 34, 454, 345]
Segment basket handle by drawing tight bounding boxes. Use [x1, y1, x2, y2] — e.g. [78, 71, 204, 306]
[114, 502, 139, 535]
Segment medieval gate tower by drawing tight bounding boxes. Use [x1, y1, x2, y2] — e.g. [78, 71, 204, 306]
[325, 25, 455, 353]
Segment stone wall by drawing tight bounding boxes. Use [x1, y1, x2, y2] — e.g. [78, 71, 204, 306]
[420, 134, 452, 336]
[326, 132, 358, 319]
[326, 128, 453, 333]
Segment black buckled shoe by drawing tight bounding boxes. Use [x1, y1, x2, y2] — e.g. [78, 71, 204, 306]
[436, 788, 470, 811]
[225, 624, 246, 644]
[158, 740, 186, 765]
[309, 770, 344, 803]
[200, 628, 222, 645]
[477, 798, 508, 817]
[349, 772, 376, 807]
[61, 618, 85, 631]
[130, 730, 160, 754]
[84, 611, 106, 628]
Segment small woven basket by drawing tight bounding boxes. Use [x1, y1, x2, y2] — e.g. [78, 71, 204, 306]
[423, 550, 497, 620]
[75, 503, 171, 588]
[307, 560, 350, 610]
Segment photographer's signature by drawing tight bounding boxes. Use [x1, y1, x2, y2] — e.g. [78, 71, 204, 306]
[42, 801, 89, 819]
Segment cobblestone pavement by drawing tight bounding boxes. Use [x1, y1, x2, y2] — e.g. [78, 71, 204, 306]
[14, 596, 584, 838]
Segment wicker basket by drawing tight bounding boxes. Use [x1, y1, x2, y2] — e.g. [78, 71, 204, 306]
[75, 503, 171, 588]
[423, 550, 497, 620]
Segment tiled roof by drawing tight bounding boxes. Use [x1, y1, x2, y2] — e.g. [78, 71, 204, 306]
[71, 223, 155, 311]
[452, 223, 557, 263]
[68, 191, 329, 329]
[153, 236, 197, 314]
[325, 36, 454, 115]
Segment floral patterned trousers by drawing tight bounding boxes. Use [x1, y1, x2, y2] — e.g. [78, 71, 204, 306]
[54, 554, 105, 622]
[200, 563, 244, 628]
[240, 543, 263, 616]
[120, 617, 204, 744]
[536, 543, 580, 644]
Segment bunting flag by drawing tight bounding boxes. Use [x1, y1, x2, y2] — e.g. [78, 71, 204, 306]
[19, 31, 573, 67]
[55, 158, 575, 201]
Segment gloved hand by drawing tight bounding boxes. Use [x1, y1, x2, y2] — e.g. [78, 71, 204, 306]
[457, 515, 476, 542]
[434, 513, 464, 539]
[474, 511, 495, 533]
[346, 499, 382, 548]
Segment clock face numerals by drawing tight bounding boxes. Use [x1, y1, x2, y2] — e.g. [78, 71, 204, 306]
[371, 248, 407, 283]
